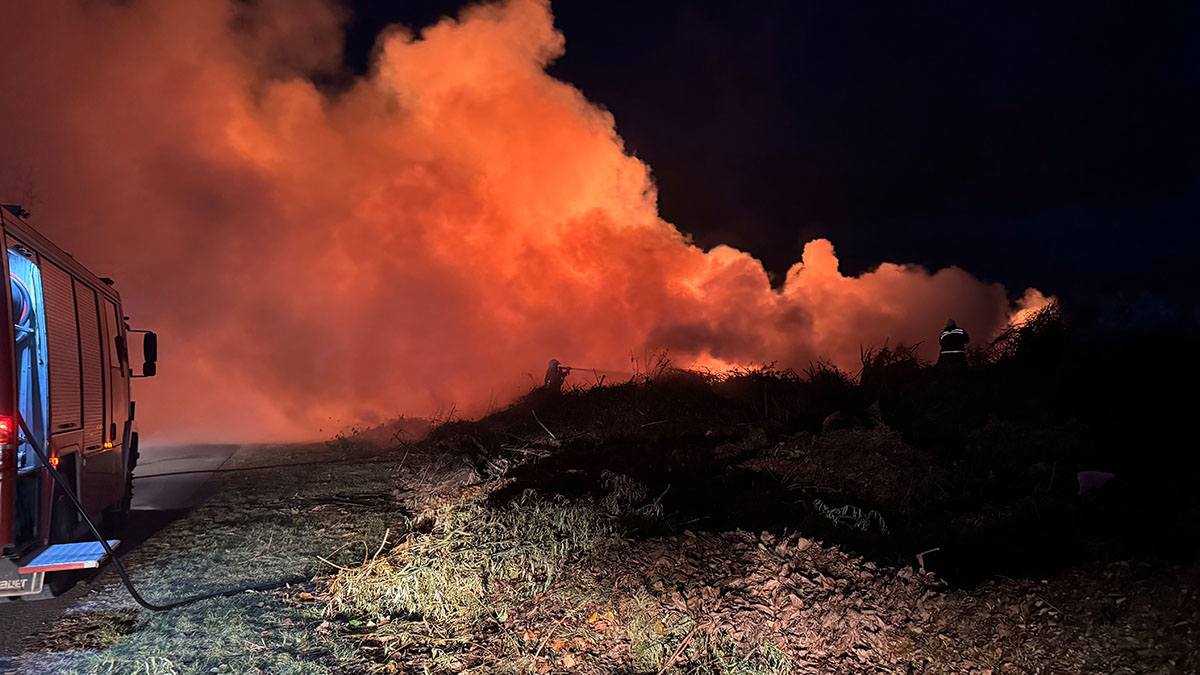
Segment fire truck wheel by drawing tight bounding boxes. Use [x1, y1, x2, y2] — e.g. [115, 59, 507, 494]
[103, 479, 133, 532]
[104, 434, 137, 532]
[47, 490, 81, 595]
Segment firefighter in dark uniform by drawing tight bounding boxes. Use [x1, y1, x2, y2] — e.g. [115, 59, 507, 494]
[544, 359, 570, 393]
[938, 319, 970, 367]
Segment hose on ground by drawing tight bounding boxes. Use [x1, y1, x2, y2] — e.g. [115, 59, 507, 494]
[17, 414, 308, 611]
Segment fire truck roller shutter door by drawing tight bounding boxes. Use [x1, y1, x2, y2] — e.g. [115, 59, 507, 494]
[41, 261, 81, 433]
[74, 282, 104, 454]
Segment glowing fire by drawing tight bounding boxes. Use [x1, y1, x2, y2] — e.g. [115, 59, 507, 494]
[0, 0, 1050, 440]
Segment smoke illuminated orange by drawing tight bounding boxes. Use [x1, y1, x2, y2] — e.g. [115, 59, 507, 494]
[0, 0, 1049, 440]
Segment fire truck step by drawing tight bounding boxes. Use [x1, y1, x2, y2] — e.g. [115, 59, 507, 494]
[18, 540, 120, 574]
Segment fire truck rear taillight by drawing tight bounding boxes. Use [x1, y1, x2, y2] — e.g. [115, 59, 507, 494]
[0, 416, 12, 470]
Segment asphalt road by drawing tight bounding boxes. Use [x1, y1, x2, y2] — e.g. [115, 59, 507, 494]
[0, 443, 241, 661]
[132, 443, 241, 511]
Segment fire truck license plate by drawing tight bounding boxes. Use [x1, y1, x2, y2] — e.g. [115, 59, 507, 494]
[0, 558, 44, 597]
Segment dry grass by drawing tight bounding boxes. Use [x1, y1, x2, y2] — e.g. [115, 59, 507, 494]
[321, 471, 662, 669]
[325, 495, 619, 624]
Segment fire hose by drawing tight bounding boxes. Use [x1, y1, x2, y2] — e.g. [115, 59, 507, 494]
[16, 414, 308, 611]
[557, 366, 631, 377]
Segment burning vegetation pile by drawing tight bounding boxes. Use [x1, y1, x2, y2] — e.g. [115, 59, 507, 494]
[308, 305, 1197, 673]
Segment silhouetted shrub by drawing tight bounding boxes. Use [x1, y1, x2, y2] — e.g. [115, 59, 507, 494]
[859, 342, 924, 398]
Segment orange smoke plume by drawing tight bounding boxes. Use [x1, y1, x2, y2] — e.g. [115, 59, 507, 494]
[0, 0, 1049, 440]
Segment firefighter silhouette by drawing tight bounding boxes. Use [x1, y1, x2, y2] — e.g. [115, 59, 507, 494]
[937, 319, 970, 367]
[544, 359, 570, 393]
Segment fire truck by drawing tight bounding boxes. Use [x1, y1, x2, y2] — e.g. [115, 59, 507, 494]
[0, 205, 156, 598]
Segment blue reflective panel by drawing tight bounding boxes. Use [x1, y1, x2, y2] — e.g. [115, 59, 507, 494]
[8, 249, 50, 471]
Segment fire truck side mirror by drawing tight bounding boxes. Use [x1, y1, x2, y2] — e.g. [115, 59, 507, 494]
[128, 330, 158, 378]
[143, 332, 158, 363]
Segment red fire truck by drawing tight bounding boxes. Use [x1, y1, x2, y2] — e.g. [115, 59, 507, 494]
[0, 205, 156, 598]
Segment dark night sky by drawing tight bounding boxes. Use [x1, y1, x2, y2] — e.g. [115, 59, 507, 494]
[340, 1, 1199, 321]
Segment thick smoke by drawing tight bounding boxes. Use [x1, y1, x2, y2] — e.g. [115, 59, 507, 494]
[0, 0, 1048, 440]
